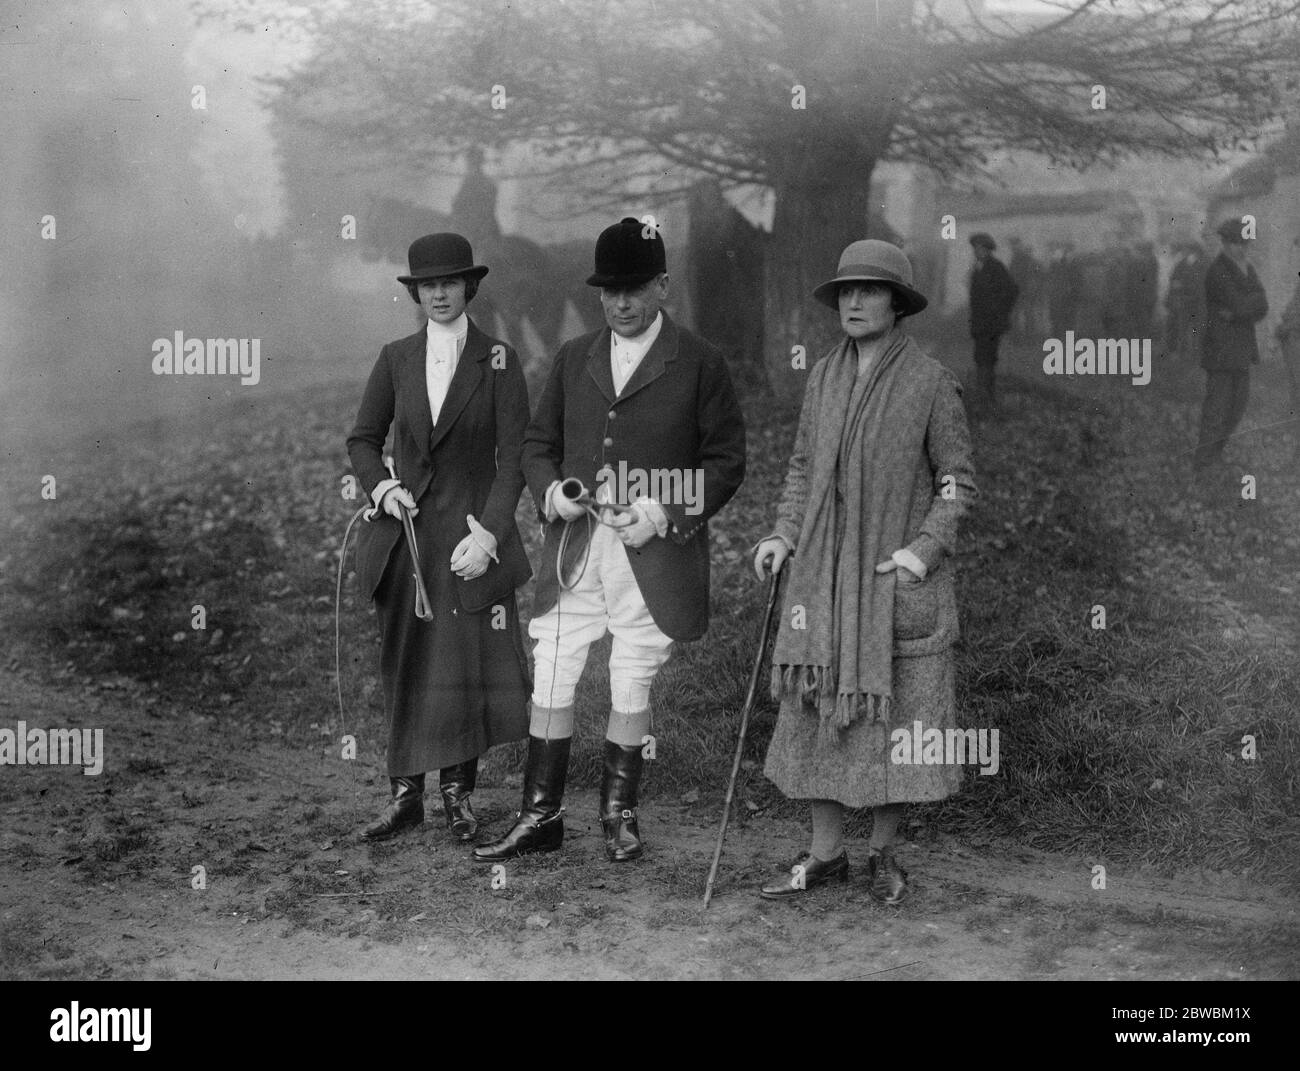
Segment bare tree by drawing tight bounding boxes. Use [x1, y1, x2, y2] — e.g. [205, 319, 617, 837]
[219, 0, 1300, 401]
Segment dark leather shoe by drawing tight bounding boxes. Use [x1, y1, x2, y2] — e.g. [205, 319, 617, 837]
[360, 775, 425, 840]
[473, 737, 570, 862]
[599, 740, 644, 862]
[759, 850, 849, 900]
[867, 846, 908, 904]
[439, 759, 478, 841]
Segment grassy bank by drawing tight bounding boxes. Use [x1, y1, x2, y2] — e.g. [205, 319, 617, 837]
[2, 353, 1297, 886]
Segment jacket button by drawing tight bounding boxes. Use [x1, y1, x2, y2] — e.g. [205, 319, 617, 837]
[608, 410, 617, 420]
[603, 437, 614, 447]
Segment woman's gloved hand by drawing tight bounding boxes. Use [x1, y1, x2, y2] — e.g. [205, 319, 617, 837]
[874, 548, 927, 580]
[381, 485, 419, 520]
[753, 537, 791, 580]
[450, 534, 490, 579]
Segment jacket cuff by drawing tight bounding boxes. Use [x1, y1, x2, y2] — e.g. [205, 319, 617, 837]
[542, 480, 561, 523]
[904, 533, 945, 574]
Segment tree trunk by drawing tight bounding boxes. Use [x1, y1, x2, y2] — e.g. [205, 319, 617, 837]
[763, 155, 877, 414]
[760, 0, 914, 412]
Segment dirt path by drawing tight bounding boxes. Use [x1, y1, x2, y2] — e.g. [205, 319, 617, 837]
[2, 669, 1296, 981]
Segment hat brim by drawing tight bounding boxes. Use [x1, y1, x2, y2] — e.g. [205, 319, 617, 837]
[397, 264, 489, 285]
[586, 270, 663, 288]
[812, 275, 928, 317]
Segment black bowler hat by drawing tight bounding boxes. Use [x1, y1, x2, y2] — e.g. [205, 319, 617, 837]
[396, 233, 489, 285]
[969, 232, 997, 251]
[587, 217, 667, 287]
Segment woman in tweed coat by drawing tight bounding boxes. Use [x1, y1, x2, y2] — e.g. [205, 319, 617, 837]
[752, 239, 976, 903]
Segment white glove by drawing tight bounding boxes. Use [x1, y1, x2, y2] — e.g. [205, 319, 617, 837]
[753, 537, 791, 580]
[550, 481, 587, 522]
[611, 506, 658, 549]
[381, 485, 419, 520]
[450, 535, 490, 579]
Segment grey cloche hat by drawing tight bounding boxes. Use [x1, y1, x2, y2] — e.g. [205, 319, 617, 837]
[812, 239, 928, 317]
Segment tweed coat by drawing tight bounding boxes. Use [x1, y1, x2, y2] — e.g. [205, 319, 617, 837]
[1202, 253, 1268, 372]
[522, 312, 746, 642]
[346, 318, 531, 774]
[762, 340, 977, 807]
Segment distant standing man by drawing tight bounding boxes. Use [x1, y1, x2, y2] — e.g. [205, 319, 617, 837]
[473, 217, 746, 865]
[968, 232, 1019, 416]
[1194, 218, 1268, 471]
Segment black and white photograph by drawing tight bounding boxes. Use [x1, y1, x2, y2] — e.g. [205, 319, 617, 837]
[1, 0, 1297, 1015]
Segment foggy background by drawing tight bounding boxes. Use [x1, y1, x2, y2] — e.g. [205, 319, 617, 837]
[1, 0, 1295, 454]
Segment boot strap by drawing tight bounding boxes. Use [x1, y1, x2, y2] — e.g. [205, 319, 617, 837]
[515, 805, 565, 827]
[602, 808, 636, 824]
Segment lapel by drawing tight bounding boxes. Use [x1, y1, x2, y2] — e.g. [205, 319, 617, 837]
[585, 328, 617, 404]
[395, 328, 433, 460]
[428, 317, 487, 454]
[585, 313, 679, 405]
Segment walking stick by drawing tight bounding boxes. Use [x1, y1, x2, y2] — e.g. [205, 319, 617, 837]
[385, 456, 434, 621]
[703, 568, 782, 908]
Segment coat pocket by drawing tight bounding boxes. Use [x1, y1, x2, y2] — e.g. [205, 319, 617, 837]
[893, 571, 938, 641]
[456, 526, 532, 613]
[355, 514, 403, 602]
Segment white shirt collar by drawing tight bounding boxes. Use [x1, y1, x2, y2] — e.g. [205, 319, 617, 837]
[426, 313, 468, 342]
[610, 311, 663, 361]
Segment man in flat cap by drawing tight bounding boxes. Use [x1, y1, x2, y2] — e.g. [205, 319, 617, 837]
[967, 233, 1019, 417]
[1195, 217, 1268, 471]
[474, 217, 746, 865]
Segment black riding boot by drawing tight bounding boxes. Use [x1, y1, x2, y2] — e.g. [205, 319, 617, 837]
[361, 774, 425, 840]
[439, 758, 479, 842]
[472, 737, 569, 862]
[599, 740, 644, 862]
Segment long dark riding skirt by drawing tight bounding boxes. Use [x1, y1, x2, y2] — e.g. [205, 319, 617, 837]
[372, 502, 530, 777]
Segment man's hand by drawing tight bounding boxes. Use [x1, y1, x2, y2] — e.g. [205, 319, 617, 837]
[450, 534, 490, 579]
[753, 537, 790, 580]
[612, 507, 658, 549]
[381, 485, 418, 520]
[550, 481, 587, 522]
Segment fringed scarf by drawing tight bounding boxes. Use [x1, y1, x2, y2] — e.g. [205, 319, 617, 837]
[771, 328, 938, 736]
